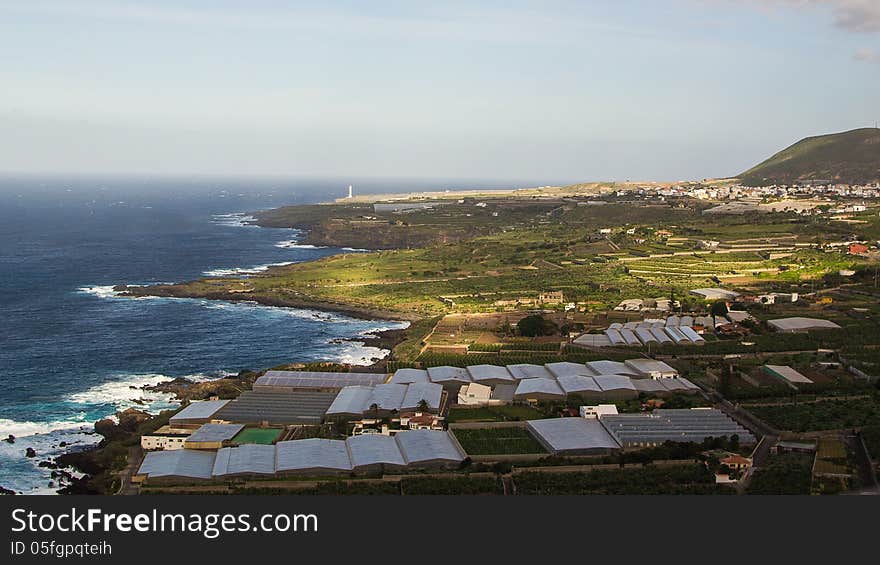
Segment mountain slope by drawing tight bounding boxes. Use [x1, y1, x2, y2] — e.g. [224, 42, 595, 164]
[739, 128, 880, 186]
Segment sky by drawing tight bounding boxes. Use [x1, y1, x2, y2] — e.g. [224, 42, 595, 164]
[0, 0, 878, 183]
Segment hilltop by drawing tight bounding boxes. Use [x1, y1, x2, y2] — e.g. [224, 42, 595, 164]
[739, 128, 880, 186]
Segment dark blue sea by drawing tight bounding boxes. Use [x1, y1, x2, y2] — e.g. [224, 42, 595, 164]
[0, 174, 547, 494]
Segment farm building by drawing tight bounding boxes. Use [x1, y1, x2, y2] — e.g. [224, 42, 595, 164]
[545, 362, 594, 379]
[650, 327, 674, 344]
[767, 317, 841, 333]
[457, 382, 493, 405]
[507, 364, 554, 380]
[389, 368, 430, 384]
[254, 371, 387, 392]
[325, 382, 443, 419]
[514, 378, 566, 401]
[585, 360, 637, 376]
[169, 400, 230, 428]
[276, 439, 353, 475]
[211, 444, 276, 477]
[593, 375, 638, 400]
[184, 424, 245, 450]
[690, 288, 741, 301]
[604, 329, 626, 346]
[213, 389, 337, 425]
[763, 365, 813, 387]
[527, 418, 620, 455]
[427, 366, 471, 386]
[135, 449, 216, 482]
[393, 429, 467, 468]
[601, 409, 754, 447]
[346, 434, 408, 473]
[624, 359, 679, 379]
[555, 375, 604, 401]
[467, 365, 516, 386]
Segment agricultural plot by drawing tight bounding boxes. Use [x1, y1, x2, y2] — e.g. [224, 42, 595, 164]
[746, 396, 880, 432]
[746, 453, 813, 495]
[513, 465, 731, 495]
[452, 427, 547, 455]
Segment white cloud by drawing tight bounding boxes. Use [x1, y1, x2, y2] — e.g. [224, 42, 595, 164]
[735, 0, 880, 33]
[853, 47, 880, 63]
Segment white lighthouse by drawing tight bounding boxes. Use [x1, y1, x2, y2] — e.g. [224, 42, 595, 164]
[347, 185, 353, 199]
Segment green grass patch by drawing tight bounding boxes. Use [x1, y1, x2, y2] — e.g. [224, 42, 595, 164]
[453, 427, 547, 455]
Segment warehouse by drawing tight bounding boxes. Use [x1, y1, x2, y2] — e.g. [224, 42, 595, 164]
[624, 359, 679, 379]
[389, 368, 430, 384]
[275, 439, 353, 475]
[169, 399, 230, 427]
[135, 449, 217, 482]
[213, 389, 337, 425]
[346, 434, 408, 472]
[514, 378, 566, 401]
[467, 365, 516, 386]
[527, 418, 620, 455]
[767, 317, 841, 333]
[507, 364, 554, 380]
[211, 444, 276, 477]
[254, 370, 387, 392]
[764, 365, 813, 388]
[593, 375, 638, 400]
[394, 429, 466, 467]
[184, 423, 245, 450]
[601, 409, 755, 447]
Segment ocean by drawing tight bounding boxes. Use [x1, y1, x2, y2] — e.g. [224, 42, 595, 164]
[0, 174, 545, 494]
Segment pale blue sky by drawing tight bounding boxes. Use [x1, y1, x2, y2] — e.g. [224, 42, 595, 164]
[1, 0, 878, 182]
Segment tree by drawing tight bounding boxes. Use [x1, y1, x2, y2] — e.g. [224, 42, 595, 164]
[517, 315, 554, 337]
[710, 300, 729, 317]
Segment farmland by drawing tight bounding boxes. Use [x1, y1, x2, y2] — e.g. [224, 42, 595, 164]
[451, 427, 547, 455]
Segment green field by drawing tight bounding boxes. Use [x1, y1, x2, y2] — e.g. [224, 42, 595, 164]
[746, 396, 880, 432]
[746, 453, 814, 495]
[452, 427, 547, 455]
[513, 464, 731, 495]
[233, 428, 283, 445]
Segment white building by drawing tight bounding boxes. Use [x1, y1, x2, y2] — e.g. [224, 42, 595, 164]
[579, 404, 619, 419]
[140, 426, 193, 451]
[456, 382, 493, 405]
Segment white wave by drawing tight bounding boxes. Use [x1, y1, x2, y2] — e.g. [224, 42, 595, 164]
[66, 373, 179, 415]
[203, 261, 294, 277]
[211, 213, 257, 227]
[340, 247, 371, 252]
[0, 418, 93, 438]
[331, 341, 391, 365]
[275, 240, 326, 249]
[77, 285, 120, 299]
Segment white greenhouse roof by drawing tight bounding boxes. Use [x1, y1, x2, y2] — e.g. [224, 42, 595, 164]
[467, 365, 515, 383]
[138, 449, 217, 479]
[593, 375, 637, 392]
[170, 400, 230, 423]
[427, 366, 471, 384]
[275, 439, 352, 472]
[507, 364, 554, 380]
[514, 378, 565, 398]
[401, 382, 443, 411]
[389, 368, 430, 384]
[527, 418, 620, 453]
[395, 430, 465, 464]
[556, 375, 602, 395]
[767, 317, 841, 332]
[212, 444, 276, 476]
[325, 386, 375, 416]
[346, 434, 407, 468]
[545, 362, 594, 379]
[186, 423, 244, 444]
[585, 360, 636, 376]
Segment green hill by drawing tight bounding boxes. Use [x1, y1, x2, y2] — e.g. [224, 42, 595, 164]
[739, 128, 880, 186]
